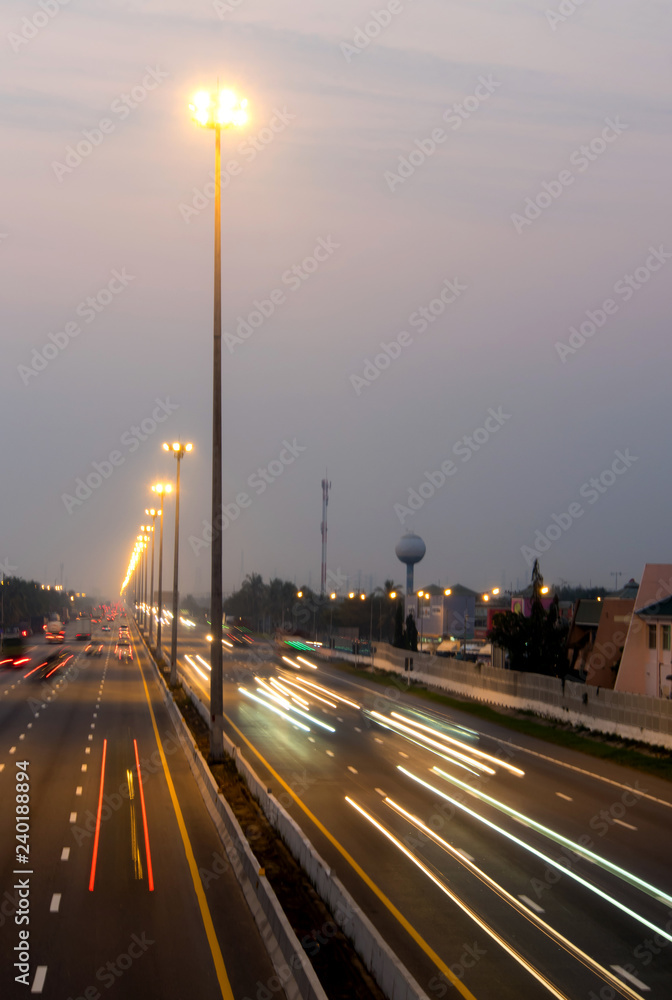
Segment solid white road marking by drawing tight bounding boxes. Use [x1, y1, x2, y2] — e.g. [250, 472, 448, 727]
[613, 818, 637, 831]
[61, 848, 70, 861]
[31, 966, 47, 993]
[519, 895, 545, 913]
[610, 965, 650, 991]
[49, 894, 61, 913]
[555, 793, 573, 802]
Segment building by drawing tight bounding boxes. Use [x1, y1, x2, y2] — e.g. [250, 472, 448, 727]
[584, 598, 634, 687]
[614, 564, 672, 698]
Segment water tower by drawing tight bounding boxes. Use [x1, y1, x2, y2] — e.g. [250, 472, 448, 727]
[395, 532, 426, 595]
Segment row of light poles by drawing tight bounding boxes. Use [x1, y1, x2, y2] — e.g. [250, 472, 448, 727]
[121, 442, 192, 684]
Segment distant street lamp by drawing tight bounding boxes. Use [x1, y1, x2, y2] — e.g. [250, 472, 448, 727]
[145, 508, 160, 646]
[150, 483, 172, 663]
[164, 441, 193, 686]
[190, 86, 248, 760]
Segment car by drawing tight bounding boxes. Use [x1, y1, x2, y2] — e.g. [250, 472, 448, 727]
[84, 643, 95, 655]
[26, 649, 72, 680]
[93, 644, 103, 657]
[101, 625, 110, 632]
[115, 640, 132, 661]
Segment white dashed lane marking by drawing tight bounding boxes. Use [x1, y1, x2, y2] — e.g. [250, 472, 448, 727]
[61, 848, 70, 861]
[347, 766, 358, 774]
[31, 966, 47, 993]
[613, 818, 637, 831]
[49, 894, 61, 913]
[519, 895, 545, 913]
[555, 792, 573, 802]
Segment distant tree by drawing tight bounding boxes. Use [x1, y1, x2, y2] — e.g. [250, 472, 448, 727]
[487, 561, 570, 676]
[405, 612, 418, 653]
[393, 601, 406, 648]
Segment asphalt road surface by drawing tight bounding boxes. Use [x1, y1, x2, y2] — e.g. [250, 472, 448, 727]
[0, 622, 286, 1000]
[169, 616, 672, 1000]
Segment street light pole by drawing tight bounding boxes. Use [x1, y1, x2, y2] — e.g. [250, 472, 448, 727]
[151, 483, 171, 665]
[165, 441, 193, 686]
[190, 87, 248, 761]
[145, 509, 159, 646]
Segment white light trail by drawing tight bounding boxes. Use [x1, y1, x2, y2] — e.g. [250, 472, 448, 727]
[239, 687, 310, 731]
[399, 766, 672, 945]
[346, 796, 571, 1000]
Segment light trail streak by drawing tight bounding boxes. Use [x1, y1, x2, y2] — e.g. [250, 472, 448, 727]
[385, 797, 647, 1000]
[399, 766, 672, 945]
[390, 711, 525, 776]
[346, 796, 571, 1000]
[431, 766, 672, 909]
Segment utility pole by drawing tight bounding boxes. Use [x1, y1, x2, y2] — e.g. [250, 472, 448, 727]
[320, 475, 331, 598]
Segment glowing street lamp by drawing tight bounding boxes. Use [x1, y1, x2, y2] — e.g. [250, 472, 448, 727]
[163, 442, 193, 686]
[191, 86, 249, 760]
[151, 483, 172, 663]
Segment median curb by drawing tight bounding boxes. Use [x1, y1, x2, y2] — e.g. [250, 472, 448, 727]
[132, 622, 327, 1000]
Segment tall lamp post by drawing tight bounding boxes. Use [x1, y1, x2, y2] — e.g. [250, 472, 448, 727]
[150, 483, 172, 664]
[164, 441, 193, 686]
[139, 527, 151, 630]
[139, 532, 150, 629]
[190, 87, 248, 761]
[145, 509, 159, 646]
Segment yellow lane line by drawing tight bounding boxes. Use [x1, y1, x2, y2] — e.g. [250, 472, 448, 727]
[135, 647, 234, 1000]
[222, 710, 478, 1000]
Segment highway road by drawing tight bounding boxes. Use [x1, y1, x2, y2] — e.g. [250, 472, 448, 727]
[0, 621, 286, 1000]
[168, 614, 672, 1000]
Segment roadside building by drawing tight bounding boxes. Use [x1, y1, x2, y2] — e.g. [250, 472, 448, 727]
[614, 564, 672, 697]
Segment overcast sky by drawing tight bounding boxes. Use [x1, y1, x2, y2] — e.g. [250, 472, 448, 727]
[2, 0, 671, 600]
